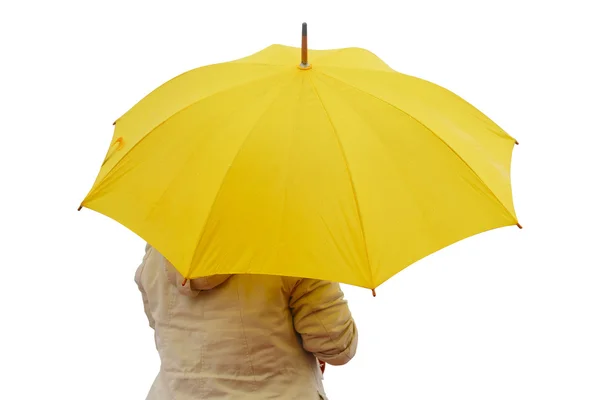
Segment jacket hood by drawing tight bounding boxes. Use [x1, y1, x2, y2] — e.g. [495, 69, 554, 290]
[162, 255, 231, 297]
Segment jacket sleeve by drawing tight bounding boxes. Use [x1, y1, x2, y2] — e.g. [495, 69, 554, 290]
[288, 279, 358, 366]
[134, 244, 155, 330]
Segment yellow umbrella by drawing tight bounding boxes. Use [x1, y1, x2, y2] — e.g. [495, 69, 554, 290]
[80, 23, 520, 295]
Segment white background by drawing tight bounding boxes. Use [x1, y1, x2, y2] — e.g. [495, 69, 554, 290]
[1, 1, 599, 399]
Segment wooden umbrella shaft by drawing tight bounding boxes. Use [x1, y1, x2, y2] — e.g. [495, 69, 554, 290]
[301, 22, 308, 66]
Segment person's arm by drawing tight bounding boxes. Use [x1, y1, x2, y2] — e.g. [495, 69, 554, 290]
[134, 245, 155, 329]
[288, 279, 358, 366]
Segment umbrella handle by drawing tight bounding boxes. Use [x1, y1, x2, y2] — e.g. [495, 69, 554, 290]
[318, 359, 326, 374]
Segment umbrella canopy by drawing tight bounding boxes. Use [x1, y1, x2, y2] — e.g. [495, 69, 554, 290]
[80, 24, 520, 292]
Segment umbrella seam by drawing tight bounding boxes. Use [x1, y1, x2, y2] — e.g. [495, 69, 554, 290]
[320, 72, 518, 224]
[321, 67, 517, 142]
[112, 63, 290, 123]
[140, 80, 291, 260]
[307, 74, 375, 290]
[189, 75, 298, 274]
[308, 47, 394, 72]
[86, 70, 290, 203]
[311, 73, 445, 248]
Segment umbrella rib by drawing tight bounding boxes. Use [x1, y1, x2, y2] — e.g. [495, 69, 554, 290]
[188, 76, 298, 275]
[322, 67, 517, 143]
[146, 79, 294, 231]
[320, 72, 518, 224]
[86, 71, 289, 202]
[307, 75, 375, 289]
[311, 73, 444, 247]
[307, 48, 394, 73]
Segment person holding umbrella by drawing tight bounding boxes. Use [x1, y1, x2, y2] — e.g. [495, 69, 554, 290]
[135, 244, 358, 399]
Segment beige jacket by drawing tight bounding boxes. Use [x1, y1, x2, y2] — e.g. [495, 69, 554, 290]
[135, 245, 358, 399]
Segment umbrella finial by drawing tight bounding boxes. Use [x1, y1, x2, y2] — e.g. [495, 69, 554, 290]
[299, 22, 311, 70]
